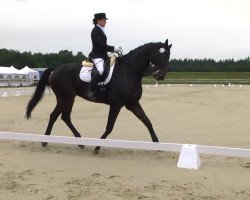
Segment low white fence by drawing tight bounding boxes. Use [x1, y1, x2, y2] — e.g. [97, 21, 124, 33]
[0, 131, 249, 169]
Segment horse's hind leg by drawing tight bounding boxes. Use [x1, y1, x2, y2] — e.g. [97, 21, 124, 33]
[42, 103, 62, 147]
[125, 102, 159, 142]
[61, 96, 84, 149]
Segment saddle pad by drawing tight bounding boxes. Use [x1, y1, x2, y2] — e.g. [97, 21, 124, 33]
[79, 66, 92, 82]
[79, 63, 115, 85]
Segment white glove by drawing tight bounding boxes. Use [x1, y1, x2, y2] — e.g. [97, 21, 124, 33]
[114, 46, 123, 53]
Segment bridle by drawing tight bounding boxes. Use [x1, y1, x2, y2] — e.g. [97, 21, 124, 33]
[150, 63, 161, 78]
[150, 47, 168, 80]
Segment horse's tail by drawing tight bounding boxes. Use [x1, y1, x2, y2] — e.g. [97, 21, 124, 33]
[26, 67, 55, 119]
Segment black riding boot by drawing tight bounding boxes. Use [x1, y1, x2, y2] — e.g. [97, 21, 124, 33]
[85, 70, 100, 101]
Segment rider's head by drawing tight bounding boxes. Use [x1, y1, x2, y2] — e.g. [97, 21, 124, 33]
[93, 13, 108, 27]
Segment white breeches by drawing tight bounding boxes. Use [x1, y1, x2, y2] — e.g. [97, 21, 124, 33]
[92, 58, 104, 75]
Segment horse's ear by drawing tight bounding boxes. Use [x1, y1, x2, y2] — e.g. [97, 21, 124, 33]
[168, 44, 172, 49]
[165, 39, 168, 48]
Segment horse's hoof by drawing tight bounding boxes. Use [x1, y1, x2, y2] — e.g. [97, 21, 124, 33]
[93, 146, 101, 155]
[78, 145, 85, 149]
[93, 149, 100, 155]
[41, 142, 48, 147]
[95, 146, 101, 151]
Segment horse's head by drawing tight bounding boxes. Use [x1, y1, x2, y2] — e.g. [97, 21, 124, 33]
[149, 39, 172, 81]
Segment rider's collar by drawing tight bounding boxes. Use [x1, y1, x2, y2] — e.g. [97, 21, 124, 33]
[97, 24, 106, 35]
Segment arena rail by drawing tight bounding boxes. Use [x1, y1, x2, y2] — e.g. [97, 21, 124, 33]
[0, 131, 249, 169]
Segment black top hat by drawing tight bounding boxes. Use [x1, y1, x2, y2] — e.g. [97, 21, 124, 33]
[93, 13, 108, 20]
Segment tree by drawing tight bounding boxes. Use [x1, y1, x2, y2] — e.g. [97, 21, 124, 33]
[0, 48, 249, 71]
[0, 49, 87, 68]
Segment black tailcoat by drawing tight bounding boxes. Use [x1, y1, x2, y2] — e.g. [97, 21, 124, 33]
[89, 25, 114, 60]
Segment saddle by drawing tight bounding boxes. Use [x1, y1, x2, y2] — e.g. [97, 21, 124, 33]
[82, 55, 116, 68]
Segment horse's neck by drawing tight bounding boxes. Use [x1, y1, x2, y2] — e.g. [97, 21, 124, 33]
[122, 46, 151, 76]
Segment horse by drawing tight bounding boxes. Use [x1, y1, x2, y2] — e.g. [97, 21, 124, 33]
[26, 39, 172, 153]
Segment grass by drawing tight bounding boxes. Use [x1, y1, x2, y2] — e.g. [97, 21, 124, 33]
[143, 72, 250, 84]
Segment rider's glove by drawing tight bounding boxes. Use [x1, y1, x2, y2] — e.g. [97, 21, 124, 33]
[114, 46, 123, 54]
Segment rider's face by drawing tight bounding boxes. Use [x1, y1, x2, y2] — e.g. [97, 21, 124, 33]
[97, 19, 107, 27]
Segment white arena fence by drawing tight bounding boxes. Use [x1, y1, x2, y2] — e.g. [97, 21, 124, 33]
[0, 131, 249, 169]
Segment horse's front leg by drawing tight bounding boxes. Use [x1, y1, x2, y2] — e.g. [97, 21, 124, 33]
[94, 104, 123, 153]
[125, 102, 159, 142]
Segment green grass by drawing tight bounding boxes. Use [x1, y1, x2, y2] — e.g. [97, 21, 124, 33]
[143, 72, 250, 84]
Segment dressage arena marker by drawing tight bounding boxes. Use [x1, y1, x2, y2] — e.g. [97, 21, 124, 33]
[0, 132, 250, 169]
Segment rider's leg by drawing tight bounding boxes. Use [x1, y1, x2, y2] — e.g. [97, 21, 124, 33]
[94, 58, 104, 75]
[89, 69, 100, 91]
[85, 58, 104, 100]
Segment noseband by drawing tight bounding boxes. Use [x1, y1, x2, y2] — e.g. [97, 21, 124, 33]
[150, 47, 168, 79]
[150, 63, 161, 79]
[150, 57, 163, 79]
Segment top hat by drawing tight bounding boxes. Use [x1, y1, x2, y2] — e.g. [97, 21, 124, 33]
[93, 13, 108, 20]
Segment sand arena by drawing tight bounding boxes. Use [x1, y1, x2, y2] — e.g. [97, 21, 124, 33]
[0, 85, 250, 199]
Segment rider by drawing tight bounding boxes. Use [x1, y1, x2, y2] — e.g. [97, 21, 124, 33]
[86, 13, 122, 100]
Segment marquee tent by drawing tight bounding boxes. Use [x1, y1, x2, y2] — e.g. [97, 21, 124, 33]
[0, 66, 29, 86]
[0, 66, 28, 77]
[19, 66, 40, 82]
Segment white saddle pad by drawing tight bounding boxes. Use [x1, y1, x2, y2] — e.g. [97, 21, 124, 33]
[79, 63, 115, 85]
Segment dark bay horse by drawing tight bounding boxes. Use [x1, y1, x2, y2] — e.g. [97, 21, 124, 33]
[26, 39, 172, 152]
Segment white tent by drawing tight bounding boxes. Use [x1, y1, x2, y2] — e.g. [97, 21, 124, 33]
[19, 66, 40, 82]
[0, 66, 16, 74]
[0, 67, 12, 84]
[10, 66, 22, 74]
[10, 66, 29, 79]
[0, 66, 28, 77]
[0, 66, 29, 86]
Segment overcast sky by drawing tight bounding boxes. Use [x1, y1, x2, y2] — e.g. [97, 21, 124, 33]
[0, 0, 249, 60]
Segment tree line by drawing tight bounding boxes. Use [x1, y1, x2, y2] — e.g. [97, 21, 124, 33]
[0, 48, 249, 72]
[0, 49, 87, 69]
[169, 58, 250, 72]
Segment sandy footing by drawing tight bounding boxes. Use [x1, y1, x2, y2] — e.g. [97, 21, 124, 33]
[0, 85, 250, 199]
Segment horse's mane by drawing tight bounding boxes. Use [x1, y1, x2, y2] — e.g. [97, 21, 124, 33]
[119, 42, 162, 62]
